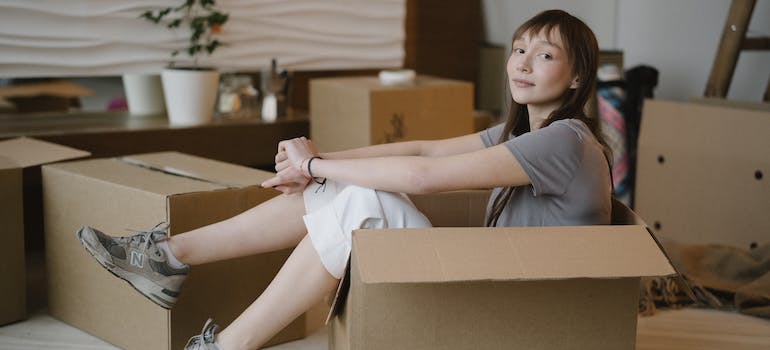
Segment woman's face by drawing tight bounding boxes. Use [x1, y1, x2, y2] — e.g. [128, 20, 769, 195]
[507, 28, 577, 113]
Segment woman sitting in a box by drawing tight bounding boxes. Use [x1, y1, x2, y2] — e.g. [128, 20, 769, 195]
[77, 9, 611, 350]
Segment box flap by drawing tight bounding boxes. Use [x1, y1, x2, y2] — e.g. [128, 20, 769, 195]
[0, 137, 90, 169]
[45, 156, 225, 197]
[120, 152, 272, 188]
[635, 99, 770, 248]
[352, 226, 676, 284]
[409, 190, 490, 227]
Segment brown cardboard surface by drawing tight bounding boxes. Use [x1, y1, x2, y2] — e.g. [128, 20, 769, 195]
[0, 137, 90, 168]
[336, 259, 640, 350]
[0, 137, 89, 325]
[329, 191, 675, 350]
[352, 226, 675, 284]
[409, 190, 490, 227]
[121, 152, 271, 188]
[635, 99, 770, 248]
[310, 76, 474, 152]
[43, 152, 321, 350]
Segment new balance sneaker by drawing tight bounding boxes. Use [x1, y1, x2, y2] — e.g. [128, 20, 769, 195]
[184, 318, 222, 350]
[76, 223, 189, 309]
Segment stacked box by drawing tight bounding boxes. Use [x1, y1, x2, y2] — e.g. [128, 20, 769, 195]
[0, 137, 89, 325]
[43, 152, 323, 349]
[310, 75, 474, 152]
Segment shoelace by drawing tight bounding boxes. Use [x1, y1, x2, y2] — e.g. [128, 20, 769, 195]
[187, 318, 219, 349]
[121, 222, 170, 259]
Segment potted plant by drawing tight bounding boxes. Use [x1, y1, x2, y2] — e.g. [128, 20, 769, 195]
[141, 0, 229, 125]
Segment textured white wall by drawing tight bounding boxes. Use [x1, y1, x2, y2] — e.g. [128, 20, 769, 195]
[0, 0, 406, 77]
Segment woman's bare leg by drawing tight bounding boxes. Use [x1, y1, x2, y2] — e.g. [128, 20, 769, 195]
[216, 235, 338, 350]
[168, 192, 308, 265]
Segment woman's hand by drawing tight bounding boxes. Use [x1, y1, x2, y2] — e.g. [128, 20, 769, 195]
[262, 137, 319, 194]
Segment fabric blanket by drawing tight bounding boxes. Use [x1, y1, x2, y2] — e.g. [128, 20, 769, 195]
[639, 239, 770, 319]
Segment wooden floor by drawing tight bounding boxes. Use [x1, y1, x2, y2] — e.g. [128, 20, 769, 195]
[3, 252, 769, 349]
[1, 307, 768, 349]
[636, 308, 770, 350]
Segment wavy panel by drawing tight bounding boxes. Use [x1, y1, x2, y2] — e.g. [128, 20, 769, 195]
[0, 0, 405, 77]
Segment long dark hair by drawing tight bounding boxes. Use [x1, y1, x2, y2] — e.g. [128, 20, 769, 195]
[486, 9, 609, 227]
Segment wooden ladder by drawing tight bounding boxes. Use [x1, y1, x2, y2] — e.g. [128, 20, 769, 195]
[704, 0, 770, 101]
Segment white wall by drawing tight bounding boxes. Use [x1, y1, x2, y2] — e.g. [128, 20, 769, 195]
[618, 0, 769, 102]
[482, 0, 770, 102]
[482, 0, 617, 52]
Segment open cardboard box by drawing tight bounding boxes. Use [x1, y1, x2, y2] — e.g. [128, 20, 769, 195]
[329, 191, 677, 350]
[42, 152, 324, 349]
[0, 137, 89, 325]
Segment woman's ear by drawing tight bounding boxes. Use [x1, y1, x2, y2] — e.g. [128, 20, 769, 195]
[570, 76, 580, 89]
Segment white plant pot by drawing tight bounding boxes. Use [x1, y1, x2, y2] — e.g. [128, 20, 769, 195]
[122, 73, 165, 116]
[161, 68, 220, 126]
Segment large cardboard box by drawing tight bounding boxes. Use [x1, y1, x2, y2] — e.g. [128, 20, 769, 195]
[42, 152, 323, 349]
[635, 99, 770, 248]
[329, 192, 676, 350]
[0, 137, 89, 325]
[310, 75, 474, 152]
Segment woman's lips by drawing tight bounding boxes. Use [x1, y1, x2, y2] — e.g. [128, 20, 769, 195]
[512, 79, 535, 88]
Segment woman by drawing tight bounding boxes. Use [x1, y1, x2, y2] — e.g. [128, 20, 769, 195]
[77, 9, 610, 350]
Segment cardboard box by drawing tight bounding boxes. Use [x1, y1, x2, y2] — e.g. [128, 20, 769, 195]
[635, 99, 770, 248]
[310, 76, 474, 152]
[42, 152, 323, 349]
[0, 137, 89, 325]
[329, 192, 676, 350]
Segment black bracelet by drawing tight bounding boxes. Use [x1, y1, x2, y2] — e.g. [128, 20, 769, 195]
[307, 156, 326, 185]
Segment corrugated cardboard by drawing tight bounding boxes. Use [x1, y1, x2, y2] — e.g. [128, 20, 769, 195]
[42, 152, 323, 350]
[635, 99, 770, 248]
[330, 192, 675, 350]
[310, 76, 474, 152]
[0, 137, 89, 325]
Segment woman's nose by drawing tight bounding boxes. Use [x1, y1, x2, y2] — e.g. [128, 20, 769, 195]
[516, 57, 531, 73]
[511, 56, 530, 73]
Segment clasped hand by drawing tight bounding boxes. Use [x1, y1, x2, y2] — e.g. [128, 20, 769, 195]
[261, 136, 319, 194]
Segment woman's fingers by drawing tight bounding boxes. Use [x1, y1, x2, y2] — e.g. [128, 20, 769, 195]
[275, 151, 287, 164]
[275, 158, 291, 173]
[262, 166, 308, 189]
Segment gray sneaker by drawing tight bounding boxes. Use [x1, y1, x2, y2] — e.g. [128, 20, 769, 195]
[76, 223, 189, 309]
[184, 318, 222, 350]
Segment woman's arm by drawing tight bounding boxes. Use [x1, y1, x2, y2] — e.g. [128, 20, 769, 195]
[263, 140, 530, 195]
[320, 133, 485, 159]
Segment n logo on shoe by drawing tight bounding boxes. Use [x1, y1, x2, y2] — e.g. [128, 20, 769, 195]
[130, 250, 144, 268]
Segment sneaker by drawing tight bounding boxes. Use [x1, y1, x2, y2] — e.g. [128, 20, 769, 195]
[76, 223, 189, 309]
[184, 318, 222, 350]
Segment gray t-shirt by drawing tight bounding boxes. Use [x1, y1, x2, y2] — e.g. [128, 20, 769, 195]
[479, 119, 611, 227]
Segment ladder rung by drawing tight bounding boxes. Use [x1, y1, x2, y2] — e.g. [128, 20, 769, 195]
[741, 37, 770, 50]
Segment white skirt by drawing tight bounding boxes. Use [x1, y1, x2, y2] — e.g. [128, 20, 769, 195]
[302, 180, 431, 279]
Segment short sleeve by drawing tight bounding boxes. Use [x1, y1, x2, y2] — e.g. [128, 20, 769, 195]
[479, 123, 506, 147]
[503, 121, 584, 196]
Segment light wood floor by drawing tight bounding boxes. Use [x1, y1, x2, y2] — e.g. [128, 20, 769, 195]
[3, 252, 769, 349]
[2, 307, 769, 349]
